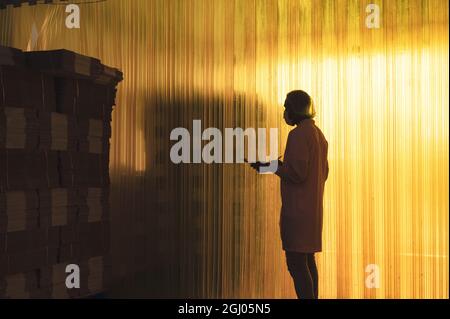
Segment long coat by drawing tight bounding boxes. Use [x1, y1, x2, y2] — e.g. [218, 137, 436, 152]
[276, 119, 329, 253]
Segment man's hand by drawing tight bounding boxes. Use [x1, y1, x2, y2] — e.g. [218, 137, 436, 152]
[249, 159, 283, 173]
[249, 161, 264, 171]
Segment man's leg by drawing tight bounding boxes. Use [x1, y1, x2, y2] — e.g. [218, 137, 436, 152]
[307, 253, 318, 299]
[285, 251, 315, 299]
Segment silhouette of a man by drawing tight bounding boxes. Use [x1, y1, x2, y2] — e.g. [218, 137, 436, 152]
[251, 90, 329, 299]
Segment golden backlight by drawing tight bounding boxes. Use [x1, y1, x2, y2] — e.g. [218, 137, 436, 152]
[0, 0, 448, 298]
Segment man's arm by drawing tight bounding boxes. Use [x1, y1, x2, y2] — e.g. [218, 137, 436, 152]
[275, 130, 310, 184]
[275, 159, 309, 184]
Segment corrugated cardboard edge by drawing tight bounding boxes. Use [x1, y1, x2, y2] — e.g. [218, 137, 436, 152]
[1, 45, 123, 85]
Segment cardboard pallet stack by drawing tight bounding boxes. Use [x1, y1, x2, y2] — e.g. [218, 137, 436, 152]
[0, 0, 71, 10]
[0, 45, 122, 298]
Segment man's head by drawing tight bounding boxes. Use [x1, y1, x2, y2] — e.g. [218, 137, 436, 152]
[283, 90, 316, 126]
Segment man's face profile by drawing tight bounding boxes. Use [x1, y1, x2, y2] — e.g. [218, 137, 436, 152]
[283, 98, 295, 126]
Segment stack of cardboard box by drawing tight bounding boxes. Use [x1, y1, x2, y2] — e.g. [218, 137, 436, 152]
[0, 1, 71, 10]
[0, 45, 122, 298]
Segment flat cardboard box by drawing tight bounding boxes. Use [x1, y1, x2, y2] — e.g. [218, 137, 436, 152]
[7, 248, 48, 274]
[25, 49, 122, 86]
[0, 150, 59, 190]
[54, 78, 116, 119]
[0, 46, 25, 66]
[0, 65, 56, 111]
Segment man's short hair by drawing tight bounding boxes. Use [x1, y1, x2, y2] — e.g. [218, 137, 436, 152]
[285, 90, 316, 124]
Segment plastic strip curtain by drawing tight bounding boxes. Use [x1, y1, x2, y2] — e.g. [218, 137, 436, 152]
[0, 0, 448, 298]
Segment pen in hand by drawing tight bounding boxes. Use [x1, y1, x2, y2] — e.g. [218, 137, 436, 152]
[243, 156, 282, 172]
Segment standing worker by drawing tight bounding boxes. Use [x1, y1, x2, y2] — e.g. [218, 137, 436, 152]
[250, 90, 329, 299]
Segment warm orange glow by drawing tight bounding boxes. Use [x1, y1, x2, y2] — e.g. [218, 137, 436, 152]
[1, 0, 448, 298]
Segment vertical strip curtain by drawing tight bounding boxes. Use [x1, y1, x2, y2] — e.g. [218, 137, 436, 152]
[0, 0, 448, 298]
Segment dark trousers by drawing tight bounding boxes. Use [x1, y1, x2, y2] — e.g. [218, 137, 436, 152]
[285, 251, 318, 299]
